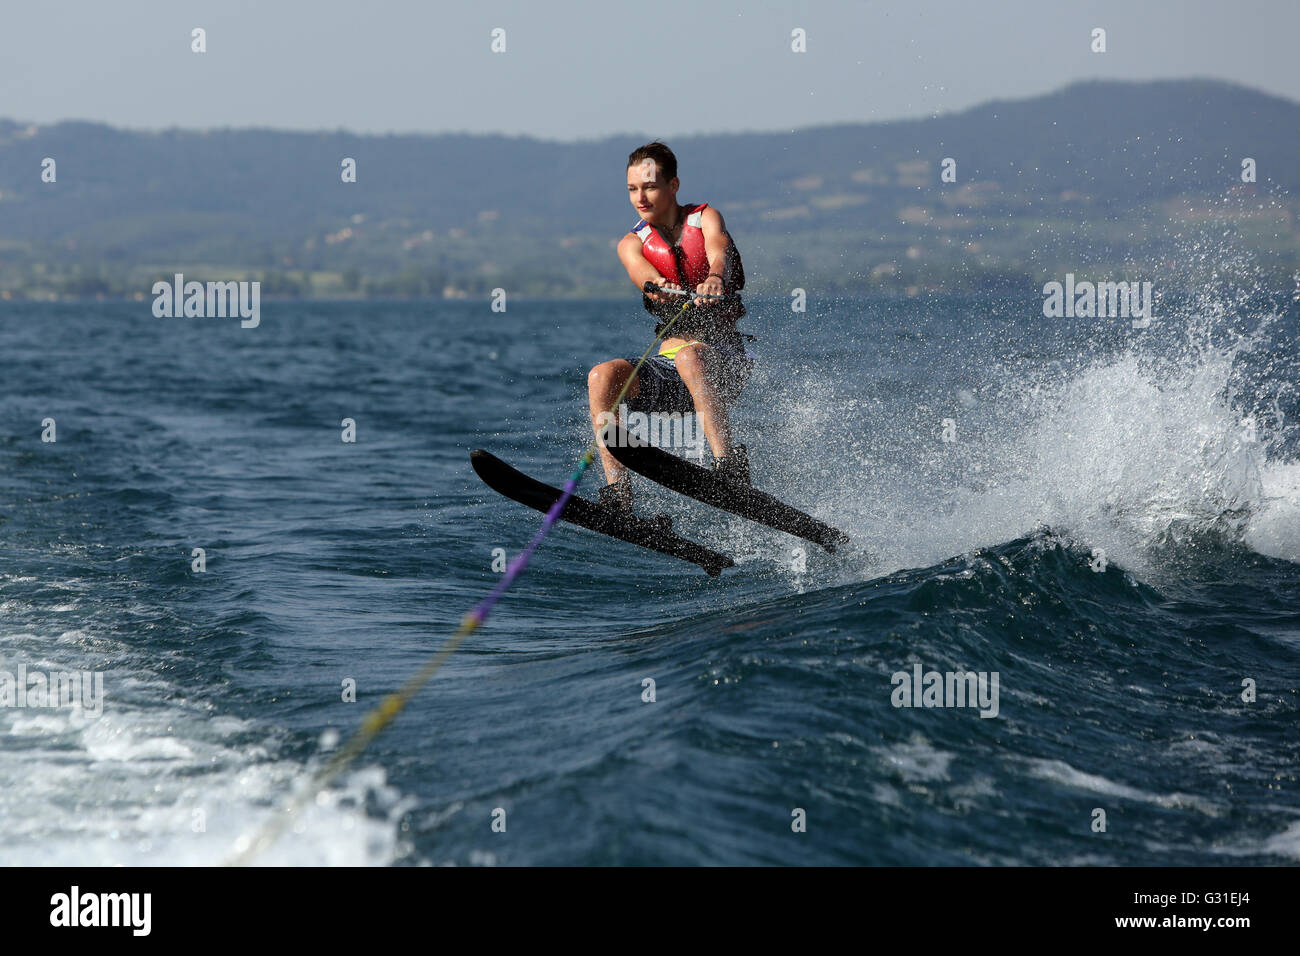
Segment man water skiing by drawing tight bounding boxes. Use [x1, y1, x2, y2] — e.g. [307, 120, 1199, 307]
[470, 143, 845, 565]
[588, 141, 754, 515]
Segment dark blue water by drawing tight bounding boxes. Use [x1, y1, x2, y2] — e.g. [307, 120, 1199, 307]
[2, 293, 1298, 865]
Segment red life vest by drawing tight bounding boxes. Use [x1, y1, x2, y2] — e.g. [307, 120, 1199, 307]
[632, 202, 744, 294]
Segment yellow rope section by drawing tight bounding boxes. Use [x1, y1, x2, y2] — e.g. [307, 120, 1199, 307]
[223, 296, 695, 866]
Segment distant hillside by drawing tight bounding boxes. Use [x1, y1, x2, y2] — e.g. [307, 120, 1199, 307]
[1, 78, 1296, 299]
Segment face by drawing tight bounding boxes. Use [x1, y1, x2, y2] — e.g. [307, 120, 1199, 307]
[627, 159, 678, 223]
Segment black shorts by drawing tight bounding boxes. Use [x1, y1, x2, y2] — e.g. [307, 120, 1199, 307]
[624, 343, 753, 415]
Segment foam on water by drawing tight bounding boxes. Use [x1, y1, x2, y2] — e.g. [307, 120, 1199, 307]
[760, 298, 1298, 586]
[0, 626, 405, 866]
[1023, 758, 1223, 816]
[1245, 460, 1300, 561]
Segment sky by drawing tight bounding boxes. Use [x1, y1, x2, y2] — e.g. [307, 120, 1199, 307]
[2, 0, 1297, 141]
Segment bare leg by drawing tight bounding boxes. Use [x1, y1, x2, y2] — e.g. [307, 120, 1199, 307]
[668, 342, 734, 459]
[587, 359, 639, 483]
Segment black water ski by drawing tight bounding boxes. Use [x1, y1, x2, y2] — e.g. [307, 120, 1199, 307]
[604, 429, 849, 552]
[470, 449, 733, 577]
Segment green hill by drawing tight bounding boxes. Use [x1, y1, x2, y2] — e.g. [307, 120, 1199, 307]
[1, 78, 1296, 299]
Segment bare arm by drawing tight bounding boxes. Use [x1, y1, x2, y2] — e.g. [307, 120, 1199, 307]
[617, 233, 678, 303]
[695, 206, 734, 304]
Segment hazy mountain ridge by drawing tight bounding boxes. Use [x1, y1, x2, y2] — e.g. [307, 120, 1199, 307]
[0, 78, 1296, 299]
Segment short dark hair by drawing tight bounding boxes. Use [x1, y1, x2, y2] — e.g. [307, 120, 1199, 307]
[627, 141, 677, 182]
